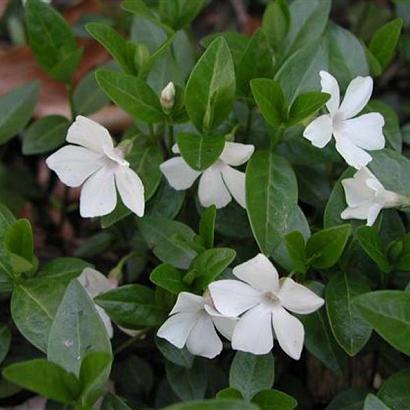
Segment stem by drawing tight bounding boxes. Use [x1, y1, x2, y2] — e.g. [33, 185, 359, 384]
[114, 328, 150, 355]
[168, 123, 174, 151]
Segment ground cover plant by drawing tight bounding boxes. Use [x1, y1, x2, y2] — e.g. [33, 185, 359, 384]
[1, 0, 410, 408]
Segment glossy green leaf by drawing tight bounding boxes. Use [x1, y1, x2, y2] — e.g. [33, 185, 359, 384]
[0, 323, 11, 364]
[395, 234, 410, 271]
[5, 219, 34, 267]
[176, 133, 225, 171]
[216, 388, 243, 400]
[246, 151, 298, 255]
[378, 369, 410, 409]
[150, 263, 189, 294]
[0, 82, 39, 145]
[158, 0, 205, 30]
[199, 206, 216, 249]
[284, 231, 306, 273]
[262, 0, 290, 51]
[252, 389, 297, 410]
[229, 352, 274, 401]
[101, 393, 132, 410]
[287, 92, 330, 126]
[164, 400, 258, 410]
[39, 257, 91, 280]
[363, 394, 390, 410]
[156, 337, 194, 368]
[326, 387, 369, 410]
[185, 37, 235, 132]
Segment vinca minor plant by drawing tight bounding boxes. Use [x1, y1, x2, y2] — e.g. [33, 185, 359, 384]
[0, 0, 410, 409]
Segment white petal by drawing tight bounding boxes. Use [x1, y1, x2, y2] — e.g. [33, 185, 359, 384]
[367, 203, 383, 226]
[118, 326, 140, 337]
[335, 136, 372, 169]
[231, 304, 273, 355]
[303, 114, 333, 148]
[219, 142, 255, 166]
[277, 278, 324, 314]
[170, 292, 205, 315]
[160, 157, 201, 190]
[115, 166, 145, 217]
[320, 70, 340, 115]
[77, 268, 115, 298]
[209, 279, 262, 317]
[186, 313, 223, 358]
[46, 145, 104, 187]
[232, 254, 279, 292]
[79, 165, 117, 217]
[271, 306, 304, 360]
[341, 203, 374, 220]
[95, 305, 114, 339]
[220, 165, 246, 208]
[341, 168, 377, 207]
[157, 312, 199, 349]
[339, 76, 373, 119]
[172, 144, 180, 154]
[198, 166, 231, 209]
[339, 113, 385, 150]
[67, 115, 114, 153]
[204, 304, 238, 341]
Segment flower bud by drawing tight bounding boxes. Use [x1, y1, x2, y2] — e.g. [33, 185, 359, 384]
[160, 82, 176, 112]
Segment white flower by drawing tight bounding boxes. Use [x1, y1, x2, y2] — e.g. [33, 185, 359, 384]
[160, 81, 176, 111]
[303, 71, 385, 169]
[341, 167, 408, 226]
[157, 291, 237, 359]
[208, 254, 324, 360]
[160, 142, 255, 209]
[46, 116, 145, 218]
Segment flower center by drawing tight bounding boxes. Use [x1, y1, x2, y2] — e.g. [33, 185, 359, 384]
[263, 291, 280, 305]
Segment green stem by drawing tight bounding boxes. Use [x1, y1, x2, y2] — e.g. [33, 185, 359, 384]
[168, 123, 174, 150]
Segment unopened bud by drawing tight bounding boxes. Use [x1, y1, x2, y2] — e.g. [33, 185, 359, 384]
[160, 82, 176, 112]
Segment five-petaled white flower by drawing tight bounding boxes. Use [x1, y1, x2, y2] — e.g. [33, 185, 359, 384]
[341, 167, 408, 226]
[46, 116, 144, 218]
[209, 254, 324, 360]
[303, 71, 385, 170]
[157, 291, 237, 359]
[160, 142, 255, 209]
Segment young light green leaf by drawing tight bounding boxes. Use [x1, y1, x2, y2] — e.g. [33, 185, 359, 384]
[185, 37, 235, 133]
[150, 263, 189, 294]
[262, 0, 290, 51]
[158, 0, 205, 30]
[5, 219, 33, 266]
[216, 388, 243, 400]
[252, 389, 297, 410]
[0, 82, 39, 145]
[287, 92, 330, 126]
[176, 133, 225, 171]
[250, 79, 287, 127]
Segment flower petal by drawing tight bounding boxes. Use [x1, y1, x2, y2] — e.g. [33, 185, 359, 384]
[220, 165, 246, 208]
[186, 313, 223, 358]
[277, 278, 324, 314]
[335, 136, 372, 169]
[77, 268, 115, 298]
[320, 70, 340, 115]
[170, 292, 205, 315]
[160, 157, 201, 190]
[231, 304, 273, 355]
[115, 166, 145, 217]
[198, 166, 231, 208]
[339, 76, 373, 119]
[157, 312, 199, 349]
[204, 304, 238, 341]
[303, 114, 333, 148]
[341, 168, 377, 207]
[219, 142, 255, 166]
[67, 115, 114, 153]
[367, 203, 383, 226]
[209, 279, 261, 317]
[271, 305, 304, 360]
[79, 165, 117, 217]
[46, 145, 104, 187]
[232, 254, 279, 292]
[339, 113, 385, 150]
[341, 202, 373, 221]
[95, 305, 114, 339]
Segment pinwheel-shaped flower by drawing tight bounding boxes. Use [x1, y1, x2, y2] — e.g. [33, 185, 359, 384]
[209, 254, 324, 360]
[160, 142, 254, 209]
[341, 167, 408, 226]
[303, 71, 385, 169]
[157, 292, 237, 359]
[46, 116, 144, 218]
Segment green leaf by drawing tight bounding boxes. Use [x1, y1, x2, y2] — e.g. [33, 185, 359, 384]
[158, 0, 205, 30]
[101, 394, 132, 410]
[79, 352, 112, 408]
[199, 206, 216, 249]
[150, 263, 189, 294]
[236, 29, 274, 98]
[95, 284, 165, 328]
[229, 352, 274, 401]
[176, 133, 225, 171]
[156, 337, 194, 368]
[284, 231, 306, 273]
[369, 18, 403, 71]
[287, 92, 330, 126]
[47, 280, 112, 376]
[306, 224, 351, 269]
[95, 69, 164, 123]
[395, 234, 410, 271]
[326, 387, 369, 410]
[246, 151, 298, 255]
[250, 79, 287, 127]
[0, 82, 39, 145]
[356, 226, 390, 273]
[378, 369, 410, 409]
[353, 290, 410, 356]
[163, 400, 258, 410]
[262, 0, 290, 51]
[25, 0, 80, 82]
[185, 37, 235, 133]
[0, 323, 11, 364]
[39, 257, 92, 280]
[73, 70, 110, 116]
[252, 389, 297, 410]
[216, 388, 243, 400]
[326, 272, 372, 356]
[2, 359, 80, 404]
[363, 394, 390, 410]
[22, 115, 69, 155]
[5, 219, 34, 266]
[166, 360, 208, 401]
